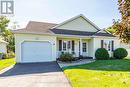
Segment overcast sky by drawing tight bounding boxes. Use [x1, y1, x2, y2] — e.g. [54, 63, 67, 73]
[9, 0, 121, 29]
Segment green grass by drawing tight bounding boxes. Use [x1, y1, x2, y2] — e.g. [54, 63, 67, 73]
[63, 59, 130, 87]
[0, 58, 16, 71]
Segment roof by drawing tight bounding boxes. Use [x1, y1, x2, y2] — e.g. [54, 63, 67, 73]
[92, 29, 115, 37]
[13, 21, 57, 34]
[50, 29, 95, 36]
[93, 32, 115, 37]
[50, 29, 115, 37]
[13, 15, 115, 37]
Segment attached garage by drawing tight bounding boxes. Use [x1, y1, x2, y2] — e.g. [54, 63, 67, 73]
[21, 41, 52, 63]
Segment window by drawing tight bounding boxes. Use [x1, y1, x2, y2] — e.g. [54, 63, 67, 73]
[67, 41, 71, 49]
[82, 42, 87, 52]
[59, 40, 62, 51]
[63, 41, 67, 51]
[103, 40, 112, 51]
[72, 40, 74, 51]
[108, 41, 111, 51]
[62, 41, 72, 51]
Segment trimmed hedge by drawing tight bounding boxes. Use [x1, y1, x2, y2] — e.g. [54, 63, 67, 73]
[113, 48, 128, 59]
[60, 52, 74, 62]
[95, 48, 109, 60]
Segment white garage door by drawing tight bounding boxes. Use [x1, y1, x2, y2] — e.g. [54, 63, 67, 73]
[22, 41, 52, 63]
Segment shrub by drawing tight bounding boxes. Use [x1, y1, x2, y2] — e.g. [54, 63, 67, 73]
[113, 48, 128, 59]
[109, 57, 116, 60]
[95, 48, 109, 60]
[2, 53, 9, 59]
[7, 51, 15, 58]
[79, 55, 84, 59]
[0, 53, 3, 59]
[60, 52, 74, 62]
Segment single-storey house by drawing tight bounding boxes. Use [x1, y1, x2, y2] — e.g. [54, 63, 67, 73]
[13, 14, 122, 63]
[0, 38, 7, 53]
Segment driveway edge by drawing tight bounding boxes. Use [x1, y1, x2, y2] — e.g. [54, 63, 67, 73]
[0, 65, 15, 74]
[56, 61, 72, 87]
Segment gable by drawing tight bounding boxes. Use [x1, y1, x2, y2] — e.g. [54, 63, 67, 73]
[93, 29, 115, 37]
[98, 30, 107, 33]
[55, 16, 99, 32]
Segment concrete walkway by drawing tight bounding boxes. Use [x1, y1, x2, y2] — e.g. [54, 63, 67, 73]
[58, 59, 95, 68]
[0, 62, 71, 87]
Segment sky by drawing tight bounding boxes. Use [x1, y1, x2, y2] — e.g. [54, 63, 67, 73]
[9, 0, 121, 29]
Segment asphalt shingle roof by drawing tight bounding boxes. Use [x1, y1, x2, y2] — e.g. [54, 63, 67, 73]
[13, 21, 115, 37]
[50, 29, 95, 36]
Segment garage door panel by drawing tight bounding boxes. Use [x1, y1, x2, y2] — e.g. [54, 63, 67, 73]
[22, 41, 52, 62]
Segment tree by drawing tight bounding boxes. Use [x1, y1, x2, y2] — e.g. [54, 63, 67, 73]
[106, 27, 116, 34]
[112, 0, 130, 43]
[0, 16, 15, 52]
[0, 16, 10, 33]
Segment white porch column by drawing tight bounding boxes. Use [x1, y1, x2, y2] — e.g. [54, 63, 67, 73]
[80, 38, 82, 55]
[93, 38, 96, 59]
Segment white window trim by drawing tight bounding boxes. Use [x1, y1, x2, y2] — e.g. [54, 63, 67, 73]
[62, 40, 72, 52]
[103, 40, 112, 51]
[82, 41, 88, 54]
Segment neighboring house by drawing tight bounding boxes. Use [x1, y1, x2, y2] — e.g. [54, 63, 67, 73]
[120, 43, 130, 57]
[13, 14, 121, 63]
[0, 38, 7, 53]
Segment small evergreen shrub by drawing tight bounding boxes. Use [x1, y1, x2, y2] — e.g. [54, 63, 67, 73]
[113, 48, 128, 59]
[95, 48, 109, 60]
[60, 52, 74, 62]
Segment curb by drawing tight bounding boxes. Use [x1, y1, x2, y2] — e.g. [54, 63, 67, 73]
[0, 65, 14, 74]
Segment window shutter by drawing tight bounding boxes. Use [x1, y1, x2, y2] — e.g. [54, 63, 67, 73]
[111, 40, 114, 51]
[101, 40, 104, 48]
[72, 40, 74, 51]
[59, 40, 62, 51]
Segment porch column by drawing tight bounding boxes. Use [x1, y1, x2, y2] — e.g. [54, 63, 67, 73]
[80, 38, 82, 55]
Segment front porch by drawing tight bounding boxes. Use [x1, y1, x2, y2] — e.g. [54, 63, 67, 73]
[56, 36, 94, 59]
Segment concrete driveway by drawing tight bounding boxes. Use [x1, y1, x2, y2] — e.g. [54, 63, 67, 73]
[0, 62, 71, 87]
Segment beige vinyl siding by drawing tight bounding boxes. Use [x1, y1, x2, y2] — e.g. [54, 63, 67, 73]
[57, 17, 98, 32]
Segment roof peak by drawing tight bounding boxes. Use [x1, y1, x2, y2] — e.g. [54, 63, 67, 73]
[51, 14, 101, 31]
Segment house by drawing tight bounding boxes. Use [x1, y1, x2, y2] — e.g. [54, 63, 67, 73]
[120, 43, 130, 57]
[13, 14, 121, 63]
[0, 38, 7, 53]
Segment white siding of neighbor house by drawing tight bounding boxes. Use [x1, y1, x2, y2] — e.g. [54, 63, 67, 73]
[15, 34, 57, 63]
[0, 43, 7, 53]
[56, 17, 98, 32]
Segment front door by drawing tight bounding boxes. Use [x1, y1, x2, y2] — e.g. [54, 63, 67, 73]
[82, 42, 88, 56]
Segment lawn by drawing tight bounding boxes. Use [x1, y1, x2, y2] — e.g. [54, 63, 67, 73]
[0, 58, 16, 71]
[63, 59, 130, 87]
